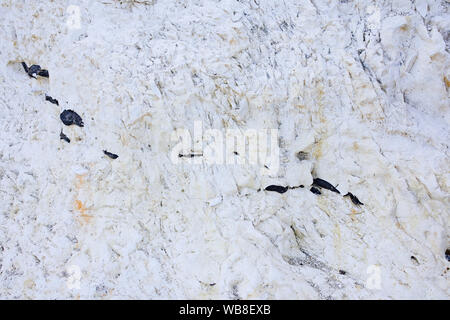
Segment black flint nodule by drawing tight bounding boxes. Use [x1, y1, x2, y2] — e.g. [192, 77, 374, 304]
[103, 150, 119, 159]
[60, 110, 84, 127]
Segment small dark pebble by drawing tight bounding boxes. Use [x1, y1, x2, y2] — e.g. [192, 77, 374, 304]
[60, 131, 70, 143]
[265, 185, 289, 194]
[310, 187, 321, 195]
[45, 95, 59, 106]
[60, 109, 84, 127]
[296, 151, 309, 161]
[344, 192, 364, 205]
[410, 256, 419, 265]
[339, 270, 347, 275]
[445, 249, 450, 262]
[313, 178, 340, 194]
[209, 283, 216, 286]
[103, 150, 119, 159]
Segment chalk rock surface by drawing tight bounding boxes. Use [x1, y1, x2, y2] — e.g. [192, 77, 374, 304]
[0, 0, 449, 299]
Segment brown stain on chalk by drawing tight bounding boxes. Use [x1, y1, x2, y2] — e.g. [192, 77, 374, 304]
[316, 85, 327, 124]
[349, 208, 362, 221]
[399, 24, 409, 32]
[444, 76, 450, 88]
[75, 174, 85, 189]
[312, 140, 323, 159]
[333, 224, 342, 264]
[75, 199, 93, 224]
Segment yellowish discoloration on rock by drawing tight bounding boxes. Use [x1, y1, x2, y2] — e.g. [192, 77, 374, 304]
[444, 76, 450, 88]
[75, 199, 93, 224]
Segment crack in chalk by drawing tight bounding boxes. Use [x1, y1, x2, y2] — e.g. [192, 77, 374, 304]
[290, 225, 330, 272]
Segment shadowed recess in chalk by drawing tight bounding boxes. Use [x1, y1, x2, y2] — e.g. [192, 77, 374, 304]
[310, 187, 321, 195]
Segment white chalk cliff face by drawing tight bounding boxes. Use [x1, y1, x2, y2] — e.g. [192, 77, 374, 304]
[0, 0, 448, 299]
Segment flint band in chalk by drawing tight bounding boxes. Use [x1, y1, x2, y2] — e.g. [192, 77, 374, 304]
[170, 120, 280, 175]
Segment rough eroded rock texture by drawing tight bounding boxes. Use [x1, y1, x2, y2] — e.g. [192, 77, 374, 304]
[0, 0, 449, 299]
